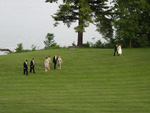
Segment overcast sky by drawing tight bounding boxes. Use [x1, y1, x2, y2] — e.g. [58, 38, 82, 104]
[0, 0, 103, 49]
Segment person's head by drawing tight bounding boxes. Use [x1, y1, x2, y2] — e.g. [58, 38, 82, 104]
[55, 54, 57, 57]
[32, 58, 34, 60]
[59, 56, 61, 58]
[49, 56, 50, 58]
[116, 44, 118, 46]
[26, 60, 28, 62]
[46, 57, 47, 59]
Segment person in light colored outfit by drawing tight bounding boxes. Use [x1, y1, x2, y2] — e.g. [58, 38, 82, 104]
[48, 56, 51, 70]
[57, 56, 63, 70]
[44, 57, 49, 72]
[117, 45, 122, 56]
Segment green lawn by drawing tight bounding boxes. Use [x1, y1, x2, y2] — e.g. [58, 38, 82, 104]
[0, 48, 150, 113]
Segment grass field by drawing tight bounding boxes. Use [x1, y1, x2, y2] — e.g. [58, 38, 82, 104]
[0, 48, 150, 113]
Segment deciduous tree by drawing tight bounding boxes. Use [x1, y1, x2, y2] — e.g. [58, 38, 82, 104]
[113, 0, 150, 47]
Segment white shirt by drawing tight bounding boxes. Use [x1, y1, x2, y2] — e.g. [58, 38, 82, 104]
[32, 60, 34, 65]
[55, 56, 57, 60]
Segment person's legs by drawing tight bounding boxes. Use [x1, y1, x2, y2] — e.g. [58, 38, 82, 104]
[54, 63, 56, 69]
[33, 66, 35, 73]
[26, 69, 28, 75]
[45, 67, 47, 72]
[114, 50, 116, 56]
[24, 69, 25, 74]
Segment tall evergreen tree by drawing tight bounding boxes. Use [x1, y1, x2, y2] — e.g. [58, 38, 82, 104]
[46, 0, 113, 46]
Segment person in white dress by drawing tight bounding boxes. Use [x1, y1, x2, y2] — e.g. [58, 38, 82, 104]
[57, 56, 63, 70]
[117, 45, 122, 56]
[44, 57, 49, 72]
[48, 56, 51, 70]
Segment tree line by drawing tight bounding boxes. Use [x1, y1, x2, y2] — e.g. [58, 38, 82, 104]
[45, 0, 150, 48]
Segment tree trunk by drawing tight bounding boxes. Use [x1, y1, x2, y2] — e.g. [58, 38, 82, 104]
[77, 32, 83, 47]
[77, 5, 83, 47]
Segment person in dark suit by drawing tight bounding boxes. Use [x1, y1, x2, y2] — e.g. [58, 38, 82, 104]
[53, 54, 58, 69]
[30, 58, 35, 73]
[23, 60, 28, 75]
[114, 44, 118, 56]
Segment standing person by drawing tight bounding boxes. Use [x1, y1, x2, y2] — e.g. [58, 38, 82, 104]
[23, 60, 28, 75]
[118, 45, 122, 56]
[30, 58, 35, 73]
[53, 54, 58, 69]
[58, 56, 63, 70]
[44, 57, 49, 72]
[48, 56, 51, 70]
[114, 44, 118, 56]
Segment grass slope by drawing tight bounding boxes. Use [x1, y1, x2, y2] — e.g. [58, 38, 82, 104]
[0, 48, 150, 113]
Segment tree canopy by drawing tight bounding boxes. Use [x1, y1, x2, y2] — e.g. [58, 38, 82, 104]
[46, 0, 150, 48]
[113, 0, 150, 47]
[44, 33, 55, 49]
[46, 0, 114, 46]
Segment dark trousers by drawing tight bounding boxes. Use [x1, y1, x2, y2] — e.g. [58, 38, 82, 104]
[54, 63, 57, 69]
[24, 68, 28, 75]
[30, 66, 35, 73]
[114, 50, 118, 56]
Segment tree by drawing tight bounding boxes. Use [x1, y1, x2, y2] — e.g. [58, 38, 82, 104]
[46, 0, 114, 46]
[113, 0, 150, 47]
[31, 44, 36, 51]
[16, 43, 23, 53]
[44, 33, 55, 49]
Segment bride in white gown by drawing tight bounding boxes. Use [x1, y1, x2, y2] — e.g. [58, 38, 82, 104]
[117, 45, 122, 56]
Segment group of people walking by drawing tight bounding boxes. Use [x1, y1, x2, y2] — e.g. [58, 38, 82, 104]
[44, 55, 63, 72]
[114, 44, 122, 56]
[23, 45, 121, 75]
[23, 58, 35, 75]
[23, 55, 63, 75]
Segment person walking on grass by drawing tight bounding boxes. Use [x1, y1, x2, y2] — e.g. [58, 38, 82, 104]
[23, 60, 28, 75]
[53, 54, 58, 69]
[48, 56, 51, 70]
[57, 56, 63, 70]
[114, 44, 118, 56]
[118, 45, 122, 56]
[44, 57, 49, 72]
[30, 58, 35, 73]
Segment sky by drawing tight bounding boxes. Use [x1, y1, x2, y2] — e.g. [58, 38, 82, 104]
[0, 0, 103, 49]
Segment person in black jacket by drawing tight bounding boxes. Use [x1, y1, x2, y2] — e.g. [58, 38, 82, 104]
[30, 58, 35, 73]
[114, 44, 118, 56]
[53, 54, 58, 69]
[23, 60, 28, 75]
